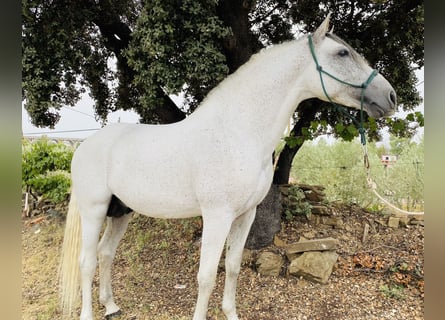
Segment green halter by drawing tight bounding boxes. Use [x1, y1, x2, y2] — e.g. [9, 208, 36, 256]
[308, 34, 378, 145]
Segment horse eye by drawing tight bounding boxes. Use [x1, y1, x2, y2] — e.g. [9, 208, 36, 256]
[338, 49, 349, 57]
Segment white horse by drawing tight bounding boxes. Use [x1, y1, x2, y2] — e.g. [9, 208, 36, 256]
[59, 14, 396, 320]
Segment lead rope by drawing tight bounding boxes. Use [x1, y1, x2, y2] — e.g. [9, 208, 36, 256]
[362, 144, 424, 216]
[308, 34, 424, 216]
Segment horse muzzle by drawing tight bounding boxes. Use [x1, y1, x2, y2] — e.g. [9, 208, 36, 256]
[363, 85, 397, 118]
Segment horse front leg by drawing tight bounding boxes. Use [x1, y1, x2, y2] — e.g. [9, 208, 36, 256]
[98, 214, 132, 318]
[193, 210, 234, 320]
[222, 208, 256, 320]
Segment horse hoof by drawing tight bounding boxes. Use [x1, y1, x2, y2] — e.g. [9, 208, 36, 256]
[105, 310, 122, 319]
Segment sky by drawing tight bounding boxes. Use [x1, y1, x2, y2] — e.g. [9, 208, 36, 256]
[21, 96, 139, 139]
[22, 69, 424, 143]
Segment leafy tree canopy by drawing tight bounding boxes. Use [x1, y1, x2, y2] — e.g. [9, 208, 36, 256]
[22, 0, 423, 142]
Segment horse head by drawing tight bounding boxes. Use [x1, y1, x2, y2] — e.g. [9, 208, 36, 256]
[307, 14, 397, 118]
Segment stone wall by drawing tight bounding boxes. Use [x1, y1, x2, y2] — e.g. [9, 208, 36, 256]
[243, 183, 424, 284]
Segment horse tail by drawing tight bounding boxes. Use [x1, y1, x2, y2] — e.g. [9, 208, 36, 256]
[59, 191, 82, 317]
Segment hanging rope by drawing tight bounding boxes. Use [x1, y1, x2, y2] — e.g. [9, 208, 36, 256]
[361, 145, 424, 216]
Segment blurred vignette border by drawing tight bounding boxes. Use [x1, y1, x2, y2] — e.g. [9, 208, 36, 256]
[0, 1, 21, 318]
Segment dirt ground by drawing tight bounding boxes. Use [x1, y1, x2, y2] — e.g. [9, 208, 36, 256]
[22, 201, 423, 320]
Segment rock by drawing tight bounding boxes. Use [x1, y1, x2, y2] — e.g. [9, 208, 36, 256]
[410, 214, 424, 221]
[398, 215, 411, 227]
[302, 231, 316, 239]
[288, 251, 339, 284]
[311, 205, 331, 215]
[298, 183, 326, 196]
[219, 249, 255, 269]
[388, 217, 400, 228]
[303, 190, 324, 203]
[321, 216, 344, 227]
[279, 185, 290, 196]
[410, 219, 424, 226]
[409, 214, 424, 226]
[241, 249, 255, 266]
[245, 184, 282, 249]
[256, 251, 284, 276]
[273, 235, 287, 247]
[308, 214, 320, 224]
[286, 237, 339, 255]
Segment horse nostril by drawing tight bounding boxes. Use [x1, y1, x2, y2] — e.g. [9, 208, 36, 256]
[389, 90, 397, 106]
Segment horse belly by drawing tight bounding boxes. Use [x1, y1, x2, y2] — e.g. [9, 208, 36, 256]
[127, 193, 201, 219]
[107, 165, 201, 219]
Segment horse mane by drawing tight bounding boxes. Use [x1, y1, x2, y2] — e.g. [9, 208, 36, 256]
[195, 39, 301, 110]
[196, 32, 368, 113]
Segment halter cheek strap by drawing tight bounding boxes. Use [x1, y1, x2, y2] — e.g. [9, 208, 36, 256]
[308, 34, 378, 146]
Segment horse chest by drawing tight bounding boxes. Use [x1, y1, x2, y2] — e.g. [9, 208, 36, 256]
[193, 154, 273, 215]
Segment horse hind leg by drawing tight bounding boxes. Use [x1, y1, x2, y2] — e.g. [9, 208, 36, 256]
[78, 202, 109, 320]
[222, 208, 256, 320]
[98, 214, 132, 317]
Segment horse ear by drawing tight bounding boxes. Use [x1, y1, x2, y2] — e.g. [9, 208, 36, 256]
[312, 13, 332, 43]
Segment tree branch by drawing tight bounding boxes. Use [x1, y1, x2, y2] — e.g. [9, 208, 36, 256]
[252, 3, 282, 24]
[85, 0, 185, 124]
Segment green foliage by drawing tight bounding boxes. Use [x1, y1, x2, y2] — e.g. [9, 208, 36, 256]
[22, 0, 139, 127]
[28, 170, 71, 203]
[334, 123, 358, 141]
[379, 284, 405, 300]
[385, 111, 424, 138]
[284, 120, 328, 148]
[22, 0, 229, 126]
[291, 134, 424, 211]
[22, 138, 73, 202]
[22, 1, 103, 127]
[283, 185, 312, 220]
[22, 0, 423, 139]
[125, 0, 230, 121]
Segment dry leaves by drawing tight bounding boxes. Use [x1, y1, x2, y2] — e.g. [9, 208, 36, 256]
[22, 203, 423, 319]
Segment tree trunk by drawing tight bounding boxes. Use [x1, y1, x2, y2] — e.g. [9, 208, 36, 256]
[273, 99, 321, 184]
[246, 100, 322, 249]
[217, 0, 259, 73]
[154, 89, 187, 123]
[245, 184, 282, 249]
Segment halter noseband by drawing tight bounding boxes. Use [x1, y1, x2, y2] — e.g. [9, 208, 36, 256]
[308, 34, 378, 145]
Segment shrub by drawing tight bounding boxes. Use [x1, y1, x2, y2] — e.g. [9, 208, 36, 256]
[22, 138, 74, 202]
[283, 185, 312, 220]
[28, 170, 72, 203]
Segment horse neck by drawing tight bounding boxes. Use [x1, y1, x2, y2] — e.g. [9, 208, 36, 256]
[195, 39, 312, 156]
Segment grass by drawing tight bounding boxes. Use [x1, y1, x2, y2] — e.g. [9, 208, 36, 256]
[22, 214, 202, 320]
[22, 218, 65, 319]
[379, 284, 406, 300]
[23, 207, 423, 319]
